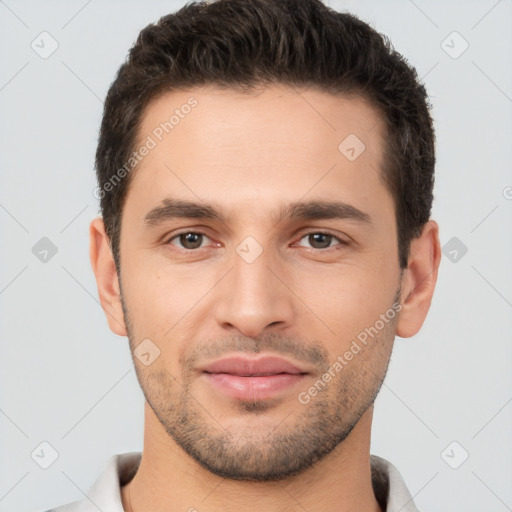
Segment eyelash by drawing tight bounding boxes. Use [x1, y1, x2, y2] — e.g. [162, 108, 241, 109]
[164, 230, 349, 251]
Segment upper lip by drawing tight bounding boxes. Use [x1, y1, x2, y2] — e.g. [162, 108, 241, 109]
[201, 355, 309, 376]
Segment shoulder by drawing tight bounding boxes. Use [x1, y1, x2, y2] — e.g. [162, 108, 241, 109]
[31, 452, 142, 512]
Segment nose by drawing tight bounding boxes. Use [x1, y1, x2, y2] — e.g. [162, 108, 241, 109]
[213, 242, 295, 338]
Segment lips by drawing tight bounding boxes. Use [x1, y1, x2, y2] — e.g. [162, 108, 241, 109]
[201, 355, 307, 376]
[201, 355, 309, 400]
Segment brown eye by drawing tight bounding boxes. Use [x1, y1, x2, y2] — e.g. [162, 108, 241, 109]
[169, 232, 208, 250]
[297, 232, 345, 250]
[308, 233, 333, 249]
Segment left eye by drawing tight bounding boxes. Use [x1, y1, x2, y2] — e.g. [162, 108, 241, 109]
[168, 232, 210, 250]
[297, 232, 344, 250]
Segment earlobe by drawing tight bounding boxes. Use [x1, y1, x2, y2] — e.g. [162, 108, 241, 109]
[396, 220, 441, 338]
[89, 217, 127, 336]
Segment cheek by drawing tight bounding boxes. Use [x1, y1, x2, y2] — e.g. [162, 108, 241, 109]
[121, 254, 220, 338]
[290, 262, 399, 346]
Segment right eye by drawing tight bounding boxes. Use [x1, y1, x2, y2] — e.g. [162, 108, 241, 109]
[166, 231, 212, 250]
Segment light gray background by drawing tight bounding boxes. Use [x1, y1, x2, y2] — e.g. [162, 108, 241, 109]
[1, 0, 511, 511]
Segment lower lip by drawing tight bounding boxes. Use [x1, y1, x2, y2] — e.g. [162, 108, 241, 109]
[203, 372, 307, 400]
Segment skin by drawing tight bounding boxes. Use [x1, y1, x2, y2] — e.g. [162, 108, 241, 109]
[90, 84, 441, 512]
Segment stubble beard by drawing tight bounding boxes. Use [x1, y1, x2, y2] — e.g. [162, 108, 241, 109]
[120, 289, 399, 482]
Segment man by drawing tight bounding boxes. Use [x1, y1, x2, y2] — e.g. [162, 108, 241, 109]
[43, 0, 441, 510]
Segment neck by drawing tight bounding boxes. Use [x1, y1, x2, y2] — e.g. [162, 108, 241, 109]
[121, 404, 382, 512]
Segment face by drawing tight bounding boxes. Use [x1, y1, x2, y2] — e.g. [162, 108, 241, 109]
[116, 85, 402, 481]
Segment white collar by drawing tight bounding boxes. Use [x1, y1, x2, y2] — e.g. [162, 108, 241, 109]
[46, 452, 420, 512]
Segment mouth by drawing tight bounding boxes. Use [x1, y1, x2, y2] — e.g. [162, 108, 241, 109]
[200, 355, 310, 401]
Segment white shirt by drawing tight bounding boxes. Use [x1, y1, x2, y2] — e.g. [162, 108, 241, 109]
[40, 452, 420, 512]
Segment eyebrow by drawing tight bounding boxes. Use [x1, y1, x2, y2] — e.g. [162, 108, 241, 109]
[143, 198, 372, 227]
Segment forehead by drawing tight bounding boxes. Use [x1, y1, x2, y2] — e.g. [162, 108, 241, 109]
[136, 83, 385, 158]
[125, 84, 390, 220]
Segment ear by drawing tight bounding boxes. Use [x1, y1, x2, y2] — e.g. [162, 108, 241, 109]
[89, 217, 127, 336]
[396, 220, 441, 338]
